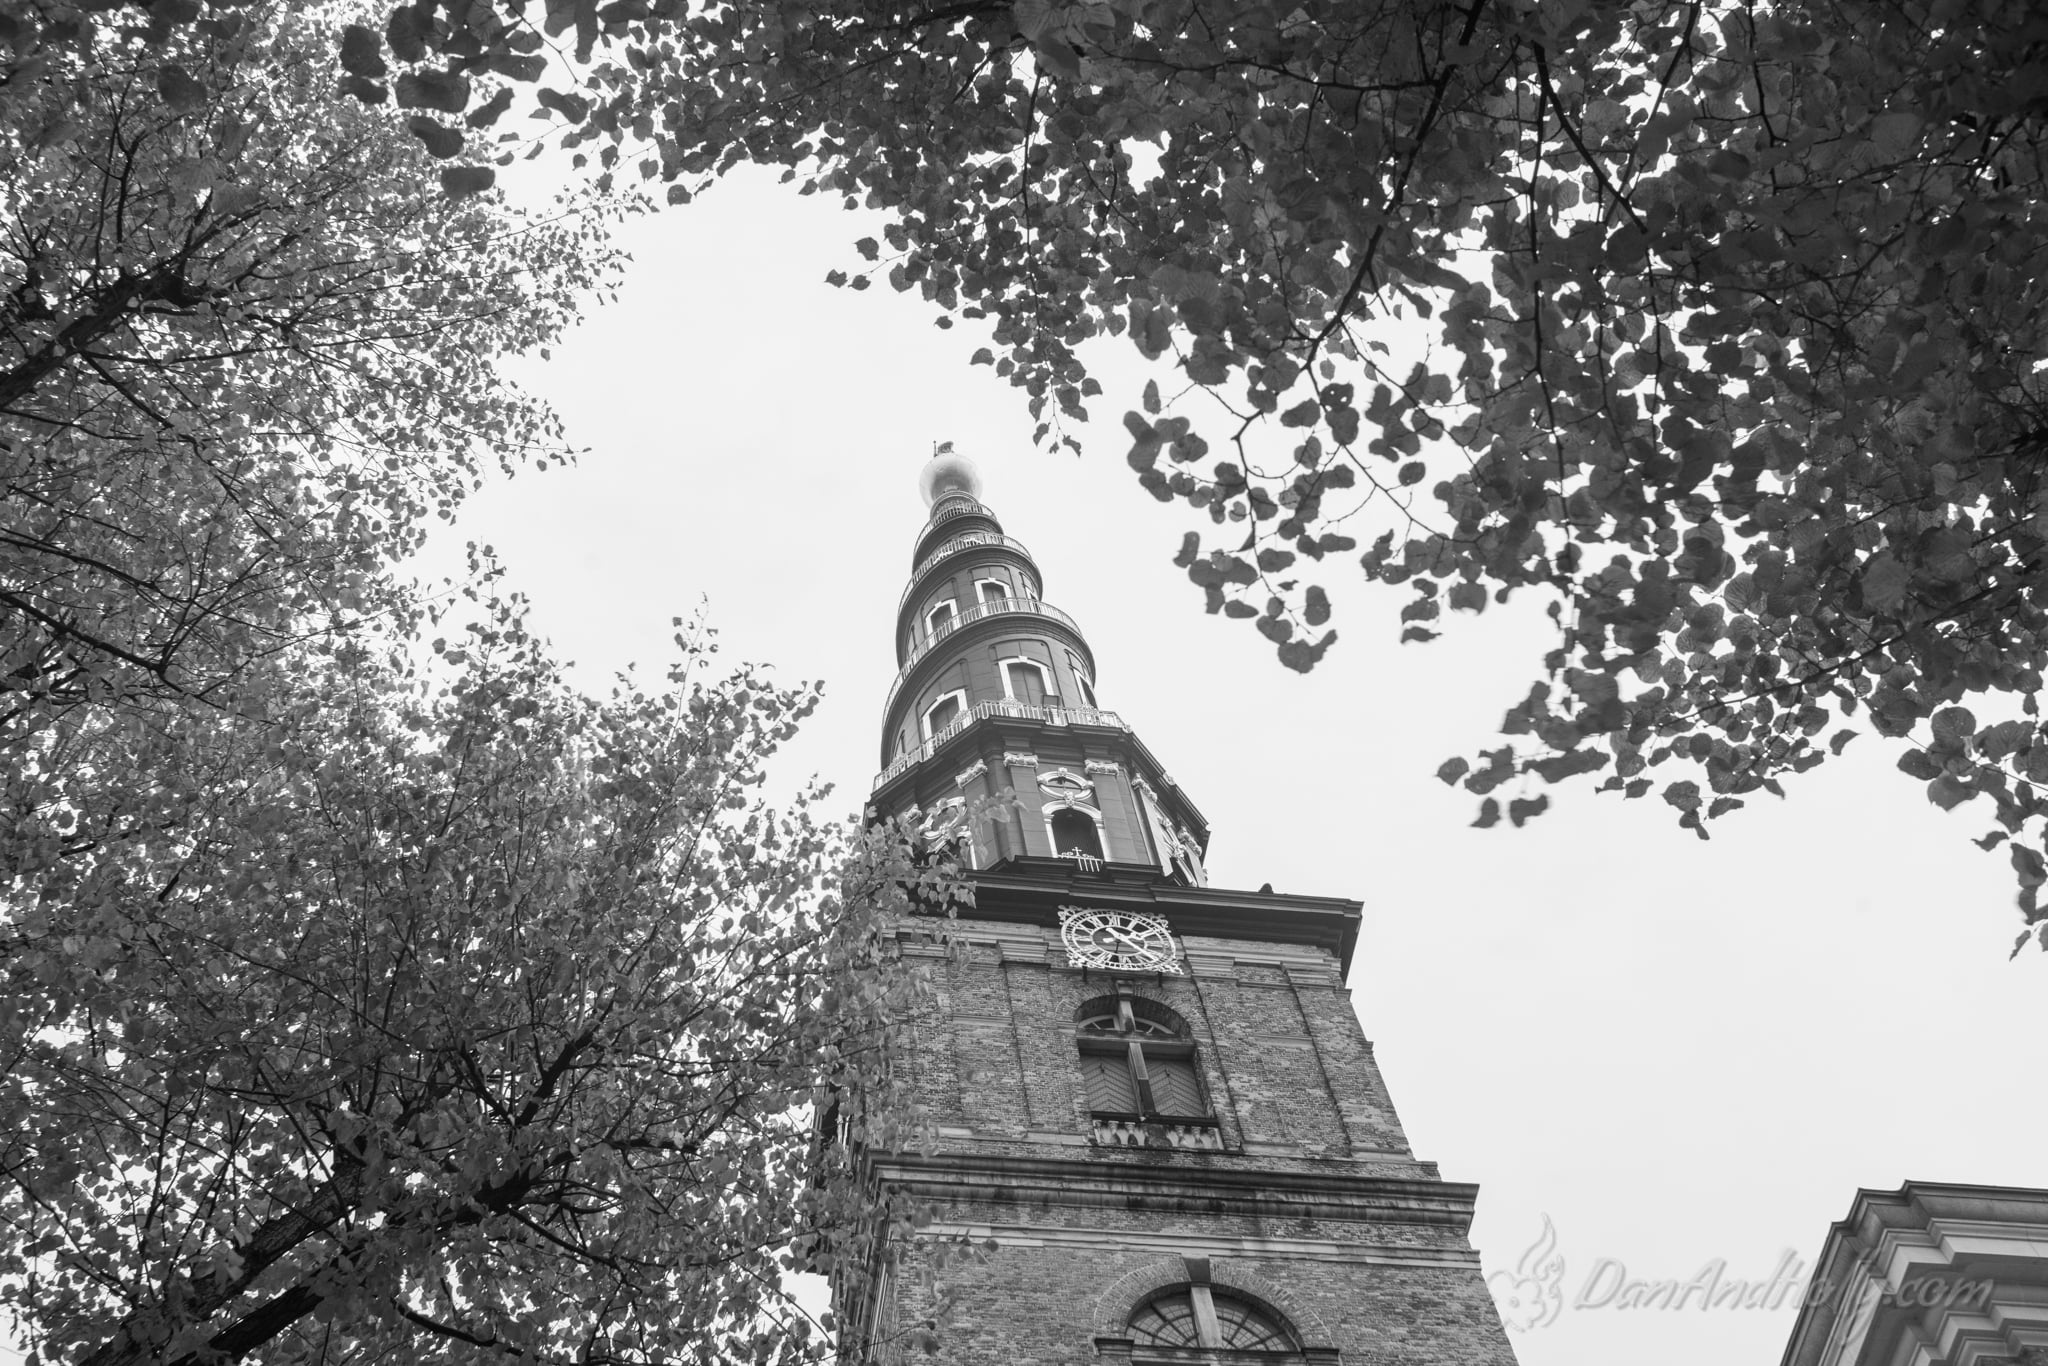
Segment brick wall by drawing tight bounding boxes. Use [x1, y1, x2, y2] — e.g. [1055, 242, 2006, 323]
[848, 915, 1518, 1364]
[874, 1240, 1515, 1366]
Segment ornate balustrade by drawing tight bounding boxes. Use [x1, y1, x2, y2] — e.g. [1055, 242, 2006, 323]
[873, 699, 1129, 790]
[898, 530, 1038, 611]
[1089, 1118, 1225, 1151]
[883, 596, 1090, 717]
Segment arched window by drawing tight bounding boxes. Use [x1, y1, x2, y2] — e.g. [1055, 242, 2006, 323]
[975, 578, 1010, 607]
[923, 598, 956, 640]
[1048, 806, 1104, 860]
[1128, 1286, 1302, 1354]
[921, 689, 966, 740]
[1070, 655, 1098, 709]
[1075, 997, 1208, 1122]
[1000, 656, 1051, 706]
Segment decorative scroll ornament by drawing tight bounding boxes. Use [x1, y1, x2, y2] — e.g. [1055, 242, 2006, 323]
[1058, 907, 1183, 974]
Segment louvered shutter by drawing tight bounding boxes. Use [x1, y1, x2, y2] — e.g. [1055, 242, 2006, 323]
[1145, 1055, 1206, 1119]
[1080, 1052, 1138, 1113]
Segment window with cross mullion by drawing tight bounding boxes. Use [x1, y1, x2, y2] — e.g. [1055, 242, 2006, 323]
[1077, 997, 1209, 1123]
[1128, 1285, 1306, 1360]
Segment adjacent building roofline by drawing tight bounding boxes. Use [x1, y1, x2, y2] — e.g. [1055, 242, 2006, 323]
[1779, 1180, 2048, 1366]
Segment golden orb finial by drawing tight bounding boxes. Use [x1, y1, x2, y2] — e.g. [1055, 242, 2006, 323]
[917, 441, 982, 507]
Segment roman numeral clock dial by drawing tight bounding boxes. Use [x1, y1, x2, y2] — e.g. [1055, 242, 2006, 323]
[1058, 907, 1183, 974]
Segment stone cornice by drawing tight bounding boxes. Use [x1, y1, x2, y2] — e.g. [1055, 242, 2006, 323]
[865, 1149, 1476, 1232]
[871, 713, 1211, 838]
[956, 865, 1363, 975]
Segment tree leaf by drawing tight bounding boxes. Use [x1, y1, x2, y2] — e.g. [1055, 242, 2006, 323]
[439, 164, 496, 195]
[397, 69, 469, 114]
[1897, 750, 1942, 781]
[407, 115, 463, 158]
[157, 64, 206, 113]
[1860, 553, 1910, 613]
[465, 85, 514, 128]
[1927, 775, 1973, 810]
[386, 5, 428, 60]
[339, 24, 387, 78]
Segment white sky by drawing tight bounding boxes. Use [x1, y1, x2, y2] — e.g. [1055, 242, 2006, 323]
[416, 166, 2048, 1366]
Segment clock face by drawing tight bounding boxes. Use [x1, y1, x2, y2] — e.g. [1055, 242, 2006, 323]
[1058, 907, 1182, 974]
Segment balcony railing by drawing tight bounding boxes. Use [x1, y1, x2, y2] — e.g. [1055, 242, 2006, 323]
[898, 531, 1038, 611]
[1089, 1117, 1225, 1151]
[883, 596, 1090, 717]
[922, 496, 992, 533]
[873, 699, 1129, 790]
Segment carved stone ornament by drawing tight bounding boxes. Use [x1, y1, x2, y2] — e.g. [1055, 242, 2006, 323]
[1058, 907, 1183, 974]
[1084, 759, 1123, 776]
[1038, 769, 1093, 807]
[954, 760, 988, 786]
[1002, 751, 1039, 768]
[918, 800, 965, 836]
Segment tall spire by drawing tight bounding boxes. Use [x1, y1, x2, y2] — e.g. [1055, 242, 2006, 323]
[870, 447, 1209, 884]
[836, 452, 1515, 1366]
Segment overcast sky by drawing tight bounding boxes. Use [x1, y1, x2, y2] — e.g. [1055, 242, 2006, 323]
[414, 166, 2048, 1366]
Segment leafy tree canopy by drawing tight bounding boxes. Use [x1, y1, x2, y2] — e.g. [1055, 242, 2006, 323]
[2, 593, 952, 1366]
[1, 2, 615, 759]
[317, 0, 2048, 939]
[4, 8, 973, 1364]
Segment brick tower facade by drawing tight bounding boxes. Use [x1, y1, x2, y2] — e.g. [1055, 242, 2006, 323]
[838, 450, 1518, 1365]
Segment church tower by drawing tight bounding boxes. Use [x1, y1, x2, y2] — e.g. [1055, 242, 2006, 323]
[839, 449, 1518, 1364]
